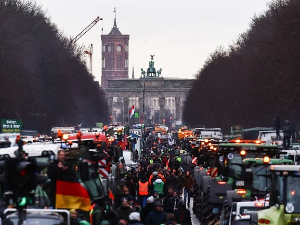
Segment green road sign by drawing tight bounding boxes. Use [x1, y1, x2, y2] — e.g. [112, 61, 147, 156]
[134, 112, 139, 118]
[96, 122, 103, 128]
[1, 119, 22, 133]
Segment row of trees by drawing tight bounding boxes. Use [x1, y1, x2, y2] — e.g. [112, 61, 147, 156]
[0, 0, 108, 133]
[184, 0, 300, 133]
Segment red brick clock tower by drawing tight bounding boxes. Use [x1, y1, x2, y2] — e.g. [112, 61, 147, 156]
[101, 16, 129, 89]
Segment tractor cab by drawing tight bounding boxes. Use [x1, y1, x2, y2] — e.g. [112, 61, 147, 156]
[255, 165, 300, 224]
[63, 145, 106, 205]
[199, 142, 283, 225]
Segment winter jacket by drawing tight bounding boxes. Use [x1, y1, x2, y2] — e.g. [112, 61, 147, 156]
[145, 209, 167, 225]
[116, 205, 134, 220]
[164, 175, 180, 193]
[166, 196, 182, 213]
[174, 208, 192, 225]
[153, 179, 164, 195]
[141, 203, 154, 224]
[91, 208, 102, 225]
[283, 121, 292, 137]
[163, 194, 173, 212]
[182, 175, 194, 189]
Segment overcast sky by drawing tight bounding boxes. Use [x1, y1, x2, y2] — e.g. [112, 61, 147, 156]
[34, 0, 272, 83]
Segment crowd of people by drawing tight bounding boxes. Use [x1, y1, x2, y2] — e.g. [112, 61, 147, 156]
[0, 132, 196, 225]
[94, 141, 196, 225]
[67, 144, 195, 225]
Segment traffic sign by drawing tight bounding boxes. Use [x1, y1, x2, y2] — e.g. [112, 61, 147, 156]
[1, 119, 22, 133]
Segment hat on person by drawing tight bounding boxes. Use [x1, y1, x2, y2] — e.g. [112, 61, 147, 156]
[147, 196, 154, 203]
[119, 178, 125, 183]
[153, 190, 158, 195]
[69, 209, 77, 214]
[154, 201, 163, 207]
[173, 190, 179, 195]
[127, 195, 134, 202]
[152, 171, 158, 176]
[129, 212, 140, 221]
[134, 199, 140, 205]
[121, 197, 128, 202]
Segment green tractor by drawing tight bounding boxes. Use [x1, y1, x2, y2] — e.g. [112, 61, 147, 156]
[192, 138, 223, 219]
[199, 142, 282, 225]
[220, 157, 294, 225]
[250, 165, 300, 225]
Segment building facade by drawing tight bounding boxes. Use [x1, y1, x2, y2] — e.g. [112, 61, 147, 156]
[101, 19, 194, 127]
[105, 56, 195, 128]
[101, 18, 129, 89]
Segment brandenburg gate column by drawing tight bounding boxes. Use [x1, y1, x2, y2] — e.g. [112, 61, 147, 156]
[107, 97, 113, 119]
[175, 97, 181, 121]
[123, 97, 129, 125]
[159, 96, 165, 124]
[139, 97, 144, 123]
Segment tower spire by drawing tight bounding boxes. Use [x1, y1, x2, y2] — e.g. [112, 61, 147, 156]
[109, 7, 122, 35]
[113, 7, 117, 28]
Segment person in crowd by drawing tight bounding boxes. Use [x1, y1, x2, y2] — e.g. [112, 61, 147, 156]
[141, 196, 154, 224]
[164, 171, 180, 196]
[163, 187, 174, 212]
[149, 171, 158, 186]
[159, 169, 166, 182]
[173, 158, 181, 172]
[118, 219, 128, 225]
[161, 154, 168, 168]
[47, 150, 77, 207]
[283, 120, 292, 149]
[100, 210, 118, 225]
[32, 184, 50, 209]
[116, 197, 134, 221]
[128, 212, 143, 225]
[69, 209, 80, 225]
[182, 170, 194, 208]
[90, 203, 102, 225]
[4, 137, 11, 148]
[164, 213, 178, 225]
[138, 176, 149, 208]
[125, 171, 138, 199]
[146, 201, 167, 225]
[123, 188, 134, 208]
[151, 190, 160, 202]
[133, 199, 142, 214]
[176, 169, 184, 196]
[115, 178, 126, 208]
[153, 177, 164, 199]
[118, 162, 127, 178]
[166, 190, 182, 213]
[274, 116, 281, 139]
[174, 201, 192, 225]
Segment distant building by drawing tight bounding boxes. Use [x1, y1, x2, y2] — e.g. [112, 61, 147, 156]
[101, 17, 194, 127]
[101, 16, 129, 89]
[105, 56, 195, 128]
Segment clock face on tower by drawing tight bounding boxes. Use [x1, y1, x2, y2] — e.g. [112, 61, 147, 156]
[108, 46, 111, 52]
[116, 45, 122, 52]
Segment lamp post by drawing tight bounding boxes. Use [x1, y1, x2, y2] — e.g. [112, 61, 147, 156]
[140, 69, 146, 156]
[142, 76, 145, 125]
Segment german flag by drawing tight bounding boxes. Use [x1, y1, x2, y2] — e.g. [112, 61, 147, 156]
[56, 180, 91, 211]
